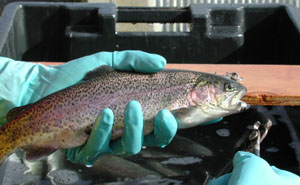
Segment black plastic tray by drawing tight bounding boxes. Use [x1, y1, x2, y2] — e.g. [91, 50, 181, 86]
[1, 2, 300, 64]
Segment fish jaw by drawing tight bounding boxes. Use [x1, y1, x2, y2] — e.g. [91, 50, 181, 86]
[173, 101, 247, 129]
[220, 87, 249, 112]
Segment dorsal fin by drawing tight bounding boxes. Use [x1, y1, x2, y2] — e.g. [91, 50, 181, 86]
[6, 104, 32, 122]
[82, 65, 115, 81]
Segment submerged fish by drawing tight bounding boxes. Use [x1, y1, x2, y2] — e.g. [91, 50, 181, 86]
[165, 135, 214, 157]
[0, 66, 248, 162]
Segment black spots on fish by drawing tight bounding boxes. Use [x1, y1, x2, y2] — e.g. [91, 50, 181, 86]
[107, 89, 115, 95]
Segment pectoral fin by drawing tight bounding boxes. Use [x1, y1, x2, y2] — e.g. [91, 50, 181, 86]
[23, 146, 56, 161]
[171, 107, 211, 129]
[57, 129, 90, 148]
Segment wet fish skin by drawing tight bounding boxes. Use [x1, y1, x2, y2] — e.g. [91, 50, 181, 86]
[0, 66, 247, 162]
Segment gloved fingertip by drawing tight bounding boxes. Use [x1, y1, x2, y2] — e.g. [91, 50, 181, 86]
[76, 109, 114, 165]
[95, 108, 114, 130]
[207, 173, 232, 185]
[126, 100, 142, 110]
[113, 50, 166, 73]
[87, 109, 114, 146]
[118, 100, 143, 155]
[233, 151, 255, 165]
[82, 108, 114, 155]
[157, 109, 178, 130]
[151, 109, 177, 147]
[101, 107, 114, 115]
[156, 109, 178, 131]
[125, 100, 143, 126]
[139, 53, 166, 73]
[145, 53, 166, 72]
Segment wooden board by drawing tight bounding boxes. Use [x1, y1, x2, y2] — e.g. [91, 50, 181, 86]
[35, 62, 300, 106]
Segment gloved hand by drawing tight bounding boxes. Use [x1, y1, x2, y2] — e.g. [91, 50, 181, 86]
[208, 151, 300, 185]
[63, 102, 178, 165]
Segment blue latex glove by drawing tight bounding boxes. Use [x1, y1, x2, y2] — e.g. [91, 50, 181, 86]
[208, 151, 300, 185]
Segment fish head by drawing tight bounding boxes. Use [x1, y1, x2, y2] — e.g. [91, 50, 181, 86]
[189, 73, 249, 117]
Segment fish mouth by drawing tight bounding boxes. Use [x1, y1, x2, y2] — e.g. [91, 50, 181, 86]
[198, 89, 249, 116]
[224, 89, 250, 112]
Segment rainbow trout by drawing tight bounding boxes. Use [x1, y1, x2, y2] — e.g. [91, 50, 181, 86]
[0, 66, 248, 162]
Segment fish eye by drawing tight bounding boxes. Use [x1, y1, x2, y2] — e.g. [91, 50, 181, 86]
[224, 83, 234, 91]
